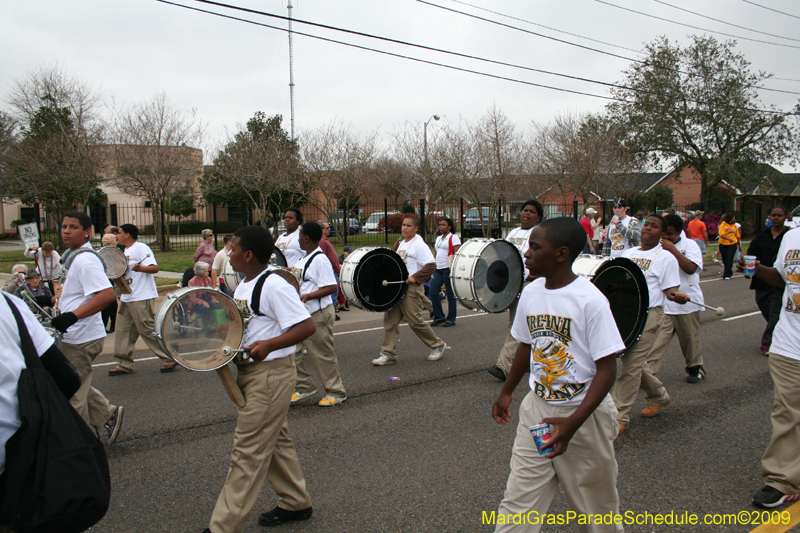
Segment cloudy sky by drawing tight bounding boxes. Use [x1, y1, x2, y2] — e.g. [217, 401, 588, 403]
[2, 0, 799, 168]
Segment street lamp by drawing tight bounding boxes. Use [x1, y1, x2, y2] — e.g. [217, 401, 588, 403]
[423, 114, 440, 171]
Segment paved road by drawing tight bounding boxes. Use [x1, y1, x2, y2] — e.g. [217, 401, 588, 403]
[77, 263, 800, 532]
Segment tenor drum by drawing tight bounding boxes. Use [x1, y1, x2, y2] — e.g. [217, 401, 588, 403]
[573, 255, 649, 352]
[153, 287, 245, 371]
[340, 247, 408, 312]
[97, 246, 132, 294]
[450, 239, 524, 313]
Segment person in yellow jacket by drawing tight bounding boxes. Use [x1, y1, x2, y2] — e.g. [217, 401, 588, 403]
[718, 213, 741, 279]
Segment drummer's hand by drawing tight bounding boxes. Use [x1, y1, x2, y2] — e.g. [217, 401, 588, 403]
[493, 392, 513, 425]
[51, 312, 78, 334]
[131, 263, 142, 272]
[244, 340, 272, 362]
[660, 238, 676, 253]
[670, 291, 690, 304]
[407, 276, 416, 284]
[300, 294, 311, 303]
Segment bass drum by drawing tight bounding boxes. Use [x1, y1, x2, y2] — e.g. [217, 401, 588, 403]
[573, 255, 649, 353]
[153, 287, 244, 371]
[340, 247, 408, 312]
[450, 239, 524, 313]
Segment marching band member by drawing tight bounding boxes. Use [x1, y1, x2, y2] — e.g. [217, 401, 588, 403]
[373, 216, 447, 365]
[488, 200, 543, 381]
[206, 225, 315, 532]
[50, 212, 124, 444]
[275, 208, 305, 266]
[290, 222, 347, 406]
[613, 214, 688, 434]
[648, 214, 707, 384]
[109, 224, 175, 375]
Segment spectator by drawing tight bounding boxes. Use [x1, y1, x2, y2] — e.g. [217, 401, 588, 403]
[579, 207, 601, 254]
[785, 211, 798, 230]
[15, 269, 55, 319]
[687, 211, 709, 254]
[430, 217, 460, 327]
[718, 213, 740, 279]
[23, 241, 61, 293]
[211, 235, 233, 291]
[2, 264, 28, 294]
[193, 229, 216, 266]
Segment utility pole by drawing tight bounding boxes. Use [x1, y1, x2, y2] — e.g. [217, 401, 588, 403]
[287, 0, 296, 140]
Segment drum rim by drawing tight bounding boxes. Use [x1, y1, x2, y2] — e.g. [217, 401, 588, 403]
[97, 245, 128, 279]
[154, 286, 244, 372]
[342, 247, 408, 312]
[450, 238, 524, 314]
[593, 257, 650, 354]
[271, 247, 287, 267]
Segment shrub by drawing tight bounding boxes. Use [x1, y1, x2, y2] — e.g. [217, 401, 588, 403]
[378, 213, 404, 233]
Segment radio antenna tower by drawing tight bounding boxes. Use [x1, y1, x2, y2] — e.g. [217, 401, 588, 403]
[287, 0, 296, 140]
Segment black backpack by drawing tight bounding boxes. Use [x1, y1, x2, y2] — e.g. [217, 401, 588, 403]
[0, 294, 111, 533]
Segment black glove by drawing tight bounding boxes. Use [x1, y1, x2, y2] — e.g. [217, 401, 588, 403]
[50, 312, 78, 334]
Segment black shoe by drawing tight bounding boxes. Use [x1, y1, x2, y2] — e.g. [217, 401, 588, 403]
[104, 406, 124, 445]
[753, 485, 800, 508]
[258, 506, 313, 527]
[686, 365, 705, 383]
[487, 366, 507, 381]
[431, 319, 445, 327]
[442, 321, 456, 327]
[335, 314, 341, 321]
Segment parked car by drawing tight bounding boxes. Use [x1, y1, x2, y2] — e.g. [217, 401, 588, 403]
[327, 218, 362, 236]
[364, 211, 401, 233]
[462, 207, 501, 238]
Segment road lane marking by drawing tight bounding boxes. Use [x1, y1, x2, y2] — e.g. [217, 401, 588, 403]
[748, 500, 800, 533]
[700, 274, 743, 283]
[722, 311, 762, 322]
[92, 312, 490, 367]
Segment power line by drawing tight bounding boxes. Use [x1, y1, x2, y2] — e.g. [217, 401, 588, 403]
[421, 0, 800, 95]
[595, 0, 800, 49]
[652, 0, 800, 42]
[156, 0, 798, 116]
[741, 0, 800, 21]
[448, 0, 642, 54]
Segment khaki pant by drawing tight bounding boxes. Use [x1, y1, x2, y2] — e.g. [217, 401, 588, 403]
[61, 338, 116, 429]
[295, 305, 346, 398]
[761, 352, 800, 496]
[612, 308, 670, 426]
[113, 298, 173, 371]
[495, 281, 531, 375]
[496, 392, 622, 533]
[649, 312, 704, 371]
[209, 356, 311, 533]
[381, 283, 444, 360]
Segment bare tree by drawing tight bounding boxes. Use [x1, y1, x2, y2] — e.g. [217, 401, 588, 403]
[300, 121, 377, 237]
[390, 121, 456, 208]
[107, 92, 204, 251]
[1, 66, 104, 246]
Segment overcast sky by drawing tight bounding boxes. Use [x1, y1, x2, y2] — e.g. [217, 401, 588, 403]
[2, 0, 799, 170]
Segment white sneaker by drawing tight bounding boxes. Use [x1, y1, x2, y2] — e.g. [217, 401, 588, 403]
[372, 353, 396, 366]
[291, 390, 318, 403]
[428, 343, 447, 361]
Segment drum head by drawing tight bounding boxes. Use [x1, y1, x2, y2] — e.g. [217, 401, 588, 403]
[271, 248, 287, 267]
[97, 246, 127, 279]
[592, 258, 649, 353]
[348, 248, 408, 312]
[454, 239, 524, 313]
[154, 287, 244, 371]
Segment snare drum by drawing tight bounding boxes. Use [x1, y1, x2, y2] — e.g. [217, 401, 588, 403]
[450, 239, 524, 313]
[573, 255, 649, 352]
[340, 247, 408, 312]
[97, 246, 132, 294]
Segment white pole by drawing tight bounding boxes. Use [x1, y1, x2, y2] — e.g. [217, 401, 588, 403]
[287, 0, 296, 141]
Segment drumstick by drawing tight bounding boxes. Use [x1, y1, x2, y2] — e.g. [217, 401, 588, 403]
[134, 253, 151, 266]
[671, 293, 724, 316]
[382, 280, 406, 286]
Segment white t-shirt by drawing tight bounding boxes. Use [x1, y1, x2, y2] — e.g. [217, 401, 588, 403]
[511, 277, 626, 406]
[212, 248, 228, 272]
[623, 245, 681, 309]
[291, 247, 337, 315]
[233, 269, 311, 362]
[0, 294, 55, 474]
[664, 236, 705, 315]
[59, 243, 112, 344]
[506, 226, 534, 279]
[609, 216, 636, 258]
[275, 229, 304, 267]
[121, 241, 158, 303]
[397, 234, 435, 276]
[770, 229, 800, 361]
[434, 233, 461, 270]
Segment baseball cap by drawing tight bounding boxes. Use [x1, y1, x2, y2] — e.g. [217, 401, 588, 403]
[585, 207, 597, 215]
[343, 246, 354, 253]
[613, 199, 628, 208]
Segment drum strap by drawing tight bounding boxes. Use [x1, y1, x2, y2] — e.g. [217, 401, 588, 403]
[59, 248, 106, 287]
[250, 270, 275, 317]
[302, 251, 323, 282]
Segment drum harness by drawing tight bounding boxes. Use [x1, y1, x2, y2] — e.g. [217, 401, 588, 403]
[56, 248, 107, 310]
